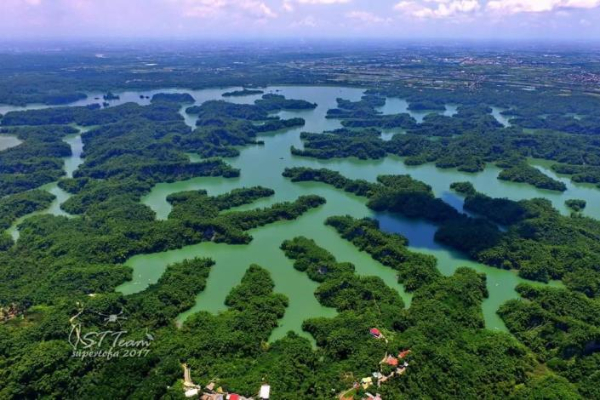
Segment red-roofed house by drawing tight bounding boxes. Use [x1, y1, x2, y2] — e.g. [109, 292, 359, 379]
[398, 350, 412, 359]
[385, 356, 399, 366]
[370, 328, 381, 338]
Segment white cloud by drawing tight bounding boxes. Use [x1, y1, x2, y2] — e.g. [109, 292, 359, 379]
[177, 0, 277, 19]
[345, 10, 390, 23]
[395, 0, 480, 18]
[295, 0, 351, 4]
[247, 0, 277, 18]
[395, 0, 600, 18]
[282, 0, 294, 12]
[487, 0, 600, 14]
[280, 0, 350, 14]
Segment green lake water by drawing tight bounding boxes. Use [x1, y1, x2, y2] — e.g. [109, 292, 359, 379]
[109, 86, 568, 339]
[1, 86, 586, 340]
[491, 106, 512, 127]
[0, 135, 22, 151]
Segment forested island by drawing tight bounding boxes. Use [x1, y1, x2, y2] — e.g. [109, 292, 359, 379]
[497, 162, 567, 191]
[222, 89, 264, 97]
[1, 43, 600, 399]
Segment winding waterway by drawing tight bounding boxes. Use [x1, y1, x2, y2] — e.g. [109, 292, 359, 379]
[2, 86, 591, 341]
[6, 127, 86, 240]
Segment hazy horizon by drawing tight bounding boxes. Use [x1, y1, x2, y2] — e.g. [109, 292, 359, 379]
[2, 0, 599, 41]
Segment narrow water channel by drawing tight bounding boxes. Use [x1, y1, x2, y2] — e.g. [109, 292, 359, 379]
[6, 126, 86, 240]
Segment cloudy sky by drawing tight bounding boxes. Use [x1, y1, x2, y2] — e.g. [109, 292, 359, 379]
[1, 0, 599, 40]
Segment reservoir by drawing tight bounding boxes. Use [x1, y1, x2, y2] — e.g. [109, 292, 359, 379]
[1, 86, 580, 340]
[110, 86, 565, 339]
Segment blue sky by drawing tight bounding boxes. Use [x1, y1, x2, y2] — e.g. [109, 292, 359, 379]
[1, 0, 599, 40]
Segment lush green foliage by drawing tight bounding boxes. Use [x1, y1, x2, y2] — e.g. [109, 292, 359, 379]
[0, 126, 76, 196]
[498, 162, 567, 191]
[450, 181, 477, 196]
[457, 192, 600, 293]
[254, 94, 317, 111]
[222, 89, 264, 97]
[0, 190, 55, 231]
[292, 129, 387, 160]
[499, 284, 600, 399]
[280, 235, 549, 399]
[566, 199, 587, 212]
[552, 163, 600, 186]
[283, 167, 600, 298]
[290, 94, 600, 185]
[325, 216, 440, 291]
[2, 45, 600, 398]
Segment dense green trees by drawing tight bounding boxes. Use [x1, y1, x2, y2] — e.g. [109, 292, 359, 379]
[291, 129, 387, 160]
[186, 100, 268, 120]
[325, 95, 417, 131]
[283, 166, 375, 197]
[167, 188, 324, 244]
[254, 94, 316, 111]
[179, 116, 304, 159]
[1, 103, 174, 127]
[128, 258, 214, 326]
[0, 92, 327, 314]
[0, 188, 325, 309]
[0, 126, 76, 196]
[186, 95, 314, 128]
[511, 114, 600, 135]
[461, 191, 535, 226]
[286, 95, 600, 186]
[326, 95, 385, 119]
[566, 199, 587, 212]
[0, 260, 290, 399]
[2, 45, 600, 399]
[167, 187, 274, 219]
[284, 167, 460, 223]
[498, 162, 567, 191]
[409, 106, 502, 137]
[499, 284, 600, 398]
[2, 56, 600, 400]
[222, 89, 264, 97]
[449, 181, 476, 196]
[0, 190, 55, 231]
[280, 235, 550, 399]
[325, 216, 440, 291]
[552, 164, 600, 186]
[455, 192, 600, 293]
[0, 233, 13, 251]
[283, 167, 600, 298]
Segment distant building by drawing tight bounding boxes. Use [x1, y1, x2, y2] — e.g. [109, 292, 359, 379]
[185, 388, 200, 398]
[384, 355, 399, 366]
[259, 384, 271, 399]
